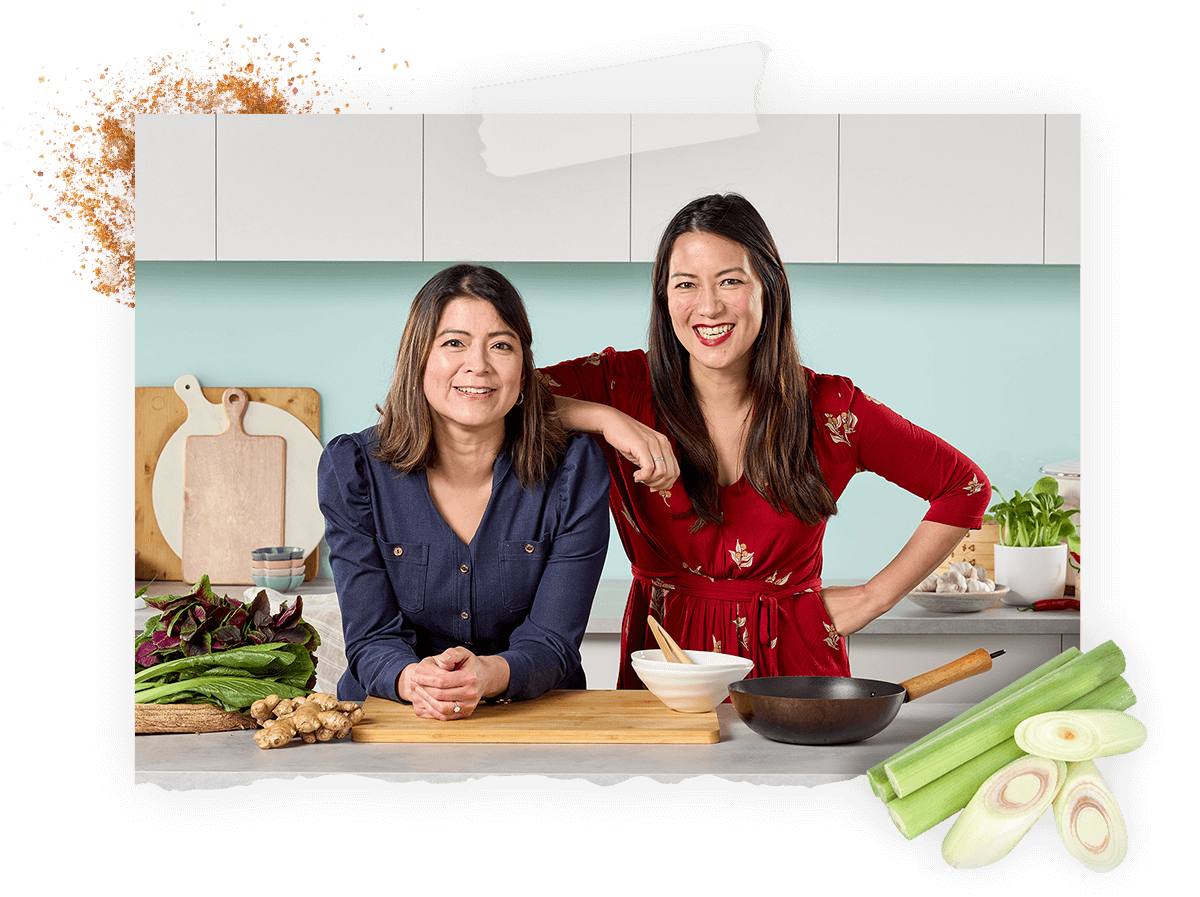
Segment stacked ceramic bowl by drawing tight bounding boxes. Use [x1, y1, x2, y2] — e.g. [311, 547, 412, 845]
[630, 649, 755, 712]
[250, 546, 306, 591]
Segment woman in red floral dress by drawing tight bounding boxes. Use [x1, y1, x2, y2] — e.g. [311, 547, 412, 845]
[540, 193, 991, 689]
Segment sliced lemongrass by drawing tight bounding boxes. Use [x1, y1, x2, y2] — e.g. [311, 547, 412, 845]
[885, 640, 1125, 798]
[883, 675, 1136, 839]
[866, 647, 1082, 802]
[1053, 760, 1127, 872]
[1015, 709, 1147, 761]
[941, 755, 1066, 868]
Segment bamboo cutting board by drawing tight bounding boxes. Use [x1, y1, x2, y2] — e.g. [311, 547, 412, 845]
[351, 690, 720, 744]
[182, 388, 286, 585]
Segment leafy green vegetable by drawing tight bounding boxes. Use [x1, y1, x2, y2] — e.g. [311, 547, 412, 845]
[134, 575, 320, 670]
[986, 475, 1081, 551]
[134, 642, 315, 713]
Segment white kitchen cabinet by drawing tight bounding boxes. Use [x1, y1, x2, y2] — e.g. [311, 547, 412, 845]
[422, 114, 631, 262]
[136, 114, 1077, 265]
[839, 114, 1047, 264]
[1045, 114, 1081, 264]
[215, 114, 423, 261]
[629, 114, 839, 263]
[134, 114, 216, 261]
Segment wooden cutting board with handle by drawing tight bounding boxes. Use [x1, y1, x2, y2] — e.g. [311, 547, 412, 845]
[351, 690, 720, 744]
[181, 388, 286, 585]
[135, 380, 321, 583]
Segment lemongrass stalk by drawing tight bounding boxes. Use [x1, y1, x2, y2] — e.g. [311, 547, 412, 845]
[885, 640, 1125, 797]
[941, 755, 1066, 868]
[866, 647, 1082, 802]
[1015, 709, 1147, 761]
[890, 739, 1026, 840]
[884, 675, 1136, 839]
[1053, 760, 1128, 872]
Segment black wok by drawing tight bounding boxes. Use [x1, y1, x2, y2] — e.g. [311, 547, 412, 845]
[727, 648, 1004, 745]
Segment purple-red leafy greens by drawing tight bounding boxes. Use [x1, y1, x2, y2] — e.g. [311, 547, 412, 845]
[134, 575, 321, 672]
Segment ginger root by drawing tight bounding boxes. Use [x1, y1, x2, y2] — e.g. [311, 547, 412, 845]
[250, 693, 365, 750]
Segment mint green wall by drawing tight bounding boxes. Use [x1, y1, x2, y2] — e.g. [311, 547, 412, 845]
[135, 262, 1079, 617]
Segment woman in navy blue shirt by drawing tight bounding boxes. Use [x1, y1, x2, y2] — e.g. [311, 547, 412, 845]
[318, 265, 610, 719]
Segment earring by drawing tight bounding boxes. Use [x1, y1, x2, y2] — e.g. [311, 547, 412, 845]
[516, 391, 525, 405]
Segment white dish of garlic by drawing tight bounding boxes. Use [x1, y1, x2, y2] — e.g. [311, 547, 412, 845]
[907, 561, 1010, 613]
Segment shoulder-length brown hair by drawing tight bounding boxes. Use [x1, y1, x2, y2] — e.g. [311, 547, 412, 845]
[373, 264, 568, 488]
[647, 193, 837, 530]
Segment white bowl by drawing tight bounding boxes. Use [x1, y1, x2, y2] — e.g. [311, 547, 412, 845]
[630, 650, 754, 713]
[631, 649, 755, 672]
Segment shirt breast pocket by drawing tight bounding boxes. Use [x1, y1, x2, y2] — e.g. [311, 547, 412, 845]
[499, 537, 549, 614]
[378, 540, 429, 614]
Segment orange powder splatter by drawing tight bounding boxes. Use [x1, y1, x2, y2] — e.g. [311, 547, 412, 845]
[23, 10, 405, 309]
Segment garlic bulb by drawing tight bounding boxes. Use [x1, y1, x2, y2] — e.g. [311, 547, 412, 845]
[915, 573, 939, 592]
[950, 561, 975, 577]
[937, 570, 967, 593]
[965, 578, 994, 593]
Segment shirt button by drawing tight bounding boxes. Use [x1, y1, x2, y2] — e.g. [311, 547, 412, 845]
[524, 544, 534, 553]
[461, 611, 469, 619]
[459, 564, 469, 573]
[393, 547, 403, 556]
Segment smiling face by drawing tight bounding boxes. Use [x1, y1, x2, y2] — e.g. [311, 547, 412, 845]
[666, 230, 764, 382]
[423, 297, 524, 443]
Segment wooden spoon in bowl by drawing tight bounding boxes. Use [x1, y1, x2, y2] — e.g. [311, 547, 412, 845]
[647, 615, 694, 664]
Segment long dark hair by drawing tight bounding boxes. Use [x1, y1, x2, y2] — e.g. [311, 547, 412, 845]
[647, 193, 836, 530]
[373, 264, 568, 488]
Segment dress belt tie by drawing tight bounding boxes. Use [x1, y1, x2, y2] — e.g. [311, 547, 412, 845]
[631, 565, 822, 656]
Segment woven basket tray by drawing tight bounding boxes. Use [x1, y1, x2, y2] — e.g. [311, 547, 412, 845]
[135, 702, 259, 735]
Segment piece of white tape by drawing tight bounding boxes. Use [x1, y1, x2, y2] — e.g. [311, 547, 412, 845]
[473, 42, 768, 176]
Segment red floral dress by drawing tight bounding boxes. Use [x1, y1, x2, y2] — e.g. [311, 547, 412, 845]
[540, 349, 991, 689]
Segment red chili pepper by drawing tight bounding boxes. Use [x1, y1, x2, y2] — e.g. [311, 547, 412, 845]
[1017, 598, 1081, 612]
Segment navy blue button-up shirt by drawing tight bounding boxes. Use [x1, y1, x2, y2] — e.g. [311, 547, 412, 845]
[317, 429, 610, 703]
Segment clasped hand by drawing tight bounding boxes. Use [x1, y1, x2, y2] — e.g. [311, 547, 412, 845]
[399, 647, 492, 720]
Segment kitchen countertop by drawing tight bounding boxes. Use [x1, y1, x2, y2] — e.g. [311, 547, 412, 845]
[135, 700, 976, 790]
[135, 578, 1080, 637]
[595, 582, 1084, 637]
[133, 578, 1076, 789]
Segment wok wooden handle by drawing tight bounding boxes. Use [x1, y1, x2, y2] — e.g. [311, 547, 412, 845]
[899, 648, 996, 701]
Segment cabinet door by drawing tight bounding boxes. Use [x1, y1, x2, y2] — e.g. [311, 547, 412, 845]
[630, 114, 839, 263]
[423, 114, 630, 262]
[1045, 114, 1081, 265]
[839, 114, 1046, 264]
[135, 114, 216, 261]
[216, 114, 423, 261]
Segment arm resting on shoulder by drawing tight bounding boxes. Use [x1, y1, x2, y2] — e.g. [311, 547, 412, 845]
[554, 394, 679, 491]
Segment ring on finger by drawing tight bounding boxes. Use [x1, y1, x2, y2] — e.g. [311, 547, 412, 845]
[653, 456, 665, 463]
[453, 703, 461, 713]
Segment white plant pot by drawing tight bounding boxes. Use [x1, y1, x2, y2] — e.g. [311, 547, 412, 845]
[994, 543, 1067, 607]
